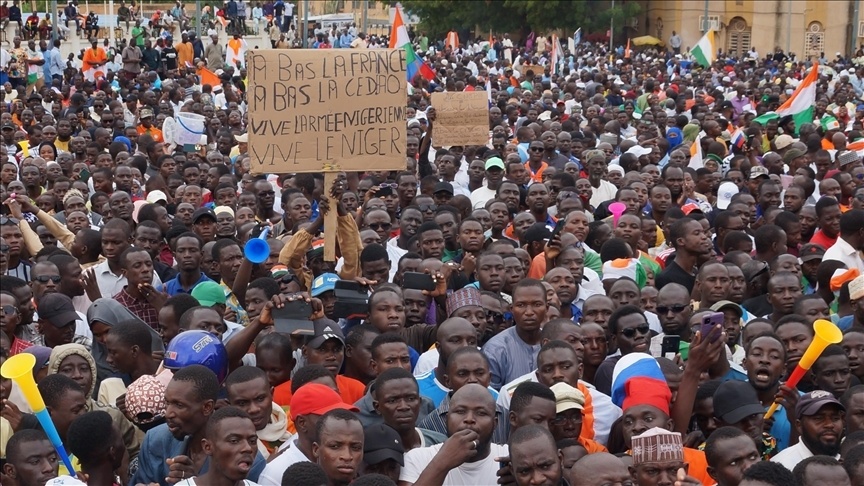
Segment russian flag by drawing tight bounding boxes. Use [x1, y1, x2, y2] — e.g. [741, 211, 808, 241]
[730, 128, 746, 151]
[390, 6, 435, 82]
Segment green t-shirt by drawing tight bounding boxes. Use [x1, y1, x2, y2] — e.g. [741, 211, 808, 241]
[131, 26, 145, 46]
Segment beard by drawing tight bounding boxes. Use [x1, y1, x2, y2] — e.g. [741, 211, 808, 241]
[802, 433, 841, 457]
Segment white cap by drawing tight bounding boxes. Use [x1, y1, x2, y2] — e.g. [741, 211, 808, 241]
[626, 145, 652, 158]
[146, 190, 168, 204]
[608, 164, 624, 176]
[851, 275, 864, 301]
[716, 182, 739, 210]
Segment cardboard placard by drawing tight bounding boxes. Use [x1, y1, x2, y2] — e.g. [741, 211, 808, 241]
[430, 92, 489, 147]
[246, 49, 409, 174]
[517, 64, 545, 76]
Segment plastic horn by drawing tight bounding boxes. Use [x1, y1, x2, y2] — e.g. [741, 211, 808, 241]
[609, 202, 627, 227]
[1, 353, 76, 475]
[764, 319, 842, 420]
[243, 226, 271, 264]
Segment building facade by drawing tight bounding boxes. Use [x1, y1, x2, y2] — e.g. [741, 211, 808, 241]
[637, 0, 864, 59]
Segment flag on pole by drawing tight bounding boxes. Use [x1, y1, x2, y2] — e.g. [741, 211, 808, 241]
[198, 67, 221, 88]
[689, 131, 705, 168]
[773, 62, 820, 135]
[486, 78, 492, 107]
[551, 34, 564, 75]
[390, 6, 435, 81]
[574, 28, 581, 47]
[691, 30, 716, 67]
[624, 38, 631, 58]
[730, 128, 746, 151]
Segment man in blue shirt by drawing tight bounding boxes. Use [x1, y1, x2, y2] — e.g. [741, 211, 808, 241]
[130, 365, 267, 485]
[163, 232, 212, 295]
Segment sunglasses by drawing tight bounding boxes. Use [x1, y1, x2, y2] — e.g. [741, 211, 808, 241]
[620, 324, 650, 338]
[368, 222, 392, 231]
[656, 304, 689, 315]
[418, 204, 437, 212]
[280, 273, 299, 285]
[486, 310, 504, 324]
[0, 216, 20, 226]
[378, 183, 398, 189]
[0, 305, 17, 316]
[34, 275, 62, 284]
[529, 147, 544, 152]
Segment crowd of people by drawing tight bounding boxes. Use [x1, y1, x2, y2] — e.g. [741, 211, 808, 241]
[5, 11, 864, 486]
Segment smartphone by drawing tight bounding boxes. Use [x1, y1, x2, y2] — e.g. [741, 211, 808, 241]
[271, 300, 314, 335]
[79, 168, 91, 183]
[661, 335, 680, 359]
[332, 280, 370, 319]
[550, 217, 566, 242]
[403, 272, 435, 291]
[701, 312, 725, 343]
[375, 186, 393, 197]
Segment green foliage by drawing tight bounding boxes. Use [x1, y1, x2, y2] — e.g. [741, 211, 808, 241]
[400, 0, 641, 40]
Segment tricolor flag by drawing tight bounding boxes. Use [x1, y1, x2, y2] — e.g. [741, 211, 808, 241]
[691, 30, 716, 68]
[730, 128, 746, 151]
[773, 62, 819, 135]
[390, 6, 435, 81]
[689, 131, 705, 168]
[551, 34, 564, 75]
[574, 28, 582, 47]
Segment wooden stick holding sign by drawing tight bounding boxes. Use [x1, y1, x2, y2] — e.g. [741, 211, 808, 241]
[245, 49, 408, 262]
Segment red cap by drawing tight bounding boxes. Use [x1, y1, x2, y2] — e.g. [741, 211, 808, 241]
[290, 383, 358, 421]
[623, 377, 672, 415]
[681, 202, 702, 215]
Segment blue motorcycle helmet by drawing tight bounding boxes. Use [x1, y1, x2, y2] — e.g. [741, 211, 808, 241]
[164, 330, 228, 383]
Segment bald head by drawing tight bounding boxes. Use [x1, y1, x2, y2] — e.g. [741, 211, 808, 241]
[451, 383, 495, 410]
[657, 282, 689, 301]
[570, 453, 631, 486]
[436, 317, 476, 341]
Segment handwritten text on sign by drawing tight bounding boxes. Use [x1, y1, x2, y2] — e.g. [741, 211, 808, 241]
[246, 49, 408, 173]
[431, 91, 489, 146]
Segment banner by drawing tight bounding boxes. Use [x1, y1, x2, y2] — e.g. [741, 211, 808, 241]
[431, 92, 489, 146]
[246, 49, 408, 174]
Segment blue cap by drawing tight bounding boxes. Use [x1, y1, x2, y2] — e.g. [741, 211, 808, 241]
[311, 273, 339, 297]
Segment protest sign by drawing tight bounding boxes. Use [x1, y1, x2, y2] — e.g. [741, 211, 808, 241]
[517, 64, 546, 76]
[246, 49, 408, 174]
[430, 92, 489, 146]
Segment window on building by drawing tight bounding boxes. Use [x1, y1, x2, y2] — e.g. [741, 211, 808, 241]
[726, 17, 751, 57]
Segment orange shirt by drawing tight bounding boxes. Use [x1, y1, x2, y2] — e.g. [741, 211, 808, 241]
[524, 161, 548, 183]
[822, 138, 835, 150]
[272, 374, 366, 434]
[137, 125, 164, 143]
[578, 437, 607, 454]
[176, 41, 194, 69]
[82, 47, 107, 72]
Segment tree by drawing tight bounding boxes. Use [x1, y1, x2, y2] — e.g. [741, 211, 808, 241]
[400, 0, 640, 42]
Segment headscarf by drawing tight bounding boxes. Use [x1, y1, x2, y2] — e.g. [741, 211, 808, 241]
[665, 127, 683, 153]
[86, 299, 164, 386]
[683, 124, 700, 143]
[48, 343, 98, 397]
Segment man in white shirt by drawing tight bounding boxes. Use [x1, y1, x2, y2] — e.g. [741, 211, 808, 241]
[257, 383, 359, 486]
[771, 390, 845, 470]
[400, 384, 506, 486]
[586, 151, 617, 209]
[823, 209, 864, 273]
[470, 157, 505, 210]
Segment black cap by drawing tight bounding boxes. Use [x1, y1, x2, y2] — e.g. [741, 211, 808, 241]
[38, 293, 78, 328]
[524, 222, 553, 245]
[192, 207, 217, 224]
[796, 390, 845, 419]
[307, 318, 345, 349]
[363, 423, 405, 466]
[712, 381, 764, 424]
[433, 181, 454, 195]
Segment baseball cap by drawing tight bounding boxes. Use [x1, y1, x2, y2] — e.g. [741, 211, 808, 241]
[38, 293, 78, 328]
[290, 383, 358, 421]
[235, 133, 248, 143]
[626, 145, 652, 158]
[713, 381, 765, 424]
[146, 190, 168, 204]
[311, 273, 339, 297]
[22, 346, 52, 371]
[774, 134, 794, 151]
[681, 202, 702, 215]
[716, 182, 739, 210]
[551, 382, 585, 413]
[796, 390, 845, 419]
[191, 281, 227, 307]
[192, 207, 217, 224]
[139, 107, 154, 119]
[783, 148, 806, 165]
[214, 206, 234, 217]
[433, 181, 454, 195]
[524, 222, 553, 244]
[750, 166, 770, 179]
[363, 424, 405, 466]
[307, 319, 345, 349]
[799, 243, 826, 262]
[1, 122, 16, 131]
[710, 300, 743, 318]
[485, 157, 505, 171]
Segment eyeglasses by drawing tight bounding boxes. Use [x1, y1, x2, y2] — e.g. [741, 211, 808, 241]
[368, 222, 392, 231]
[0, 216, 20, 226]
[0, 305, 17, 316]
[656, 304, 690, 315]
[418, 204, 437, 212]
[551, 414, 582, 425]
[620, 324, 650, 338]
[378, 183, 398, 189]
[34, 275, 62, 284]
